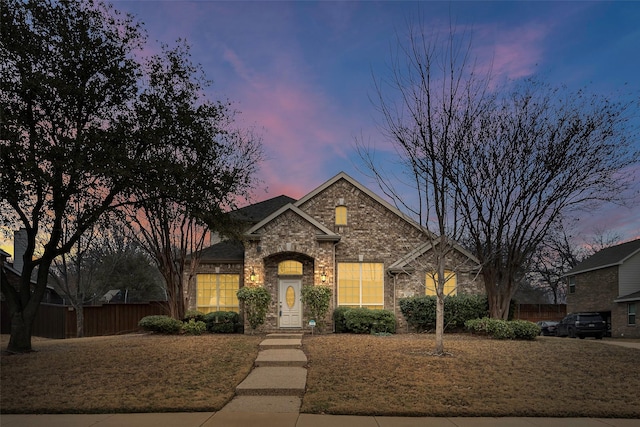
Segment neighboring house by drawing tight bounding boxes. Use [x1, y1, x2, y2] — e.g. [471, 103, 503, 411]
[185, 172, 482, 333]
[565, 239, 640, 338]
[0, 247, 65, 305]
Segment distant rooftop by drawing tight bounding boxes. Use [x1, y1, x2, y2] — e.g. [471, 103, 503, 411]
[567, 238, 640, 276]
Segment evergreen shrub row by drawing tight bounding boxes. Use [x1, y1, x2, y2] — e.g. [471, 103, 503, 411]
[138, 310, 241, 335]
[333, 307, 396, 334]
[399, 294, 488, 332]
[465, 317, 540, 340]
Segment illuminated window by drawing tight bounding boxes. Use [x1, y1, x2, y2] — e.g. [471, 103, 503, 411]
[425, 270, 457, 296]
[197, 274, 239, 313]
[337, 262, 384, 309]
[335, 206, 347, 225]
[278, 260, 303, 275]
[629, 303, 636, 325]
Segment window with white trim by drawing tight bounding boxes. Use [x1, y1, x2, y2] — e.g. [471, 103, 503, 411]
[337, 262, 384, 309]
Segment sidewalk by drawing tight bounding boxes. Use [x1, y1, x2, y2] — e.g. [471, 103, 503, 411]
[2, 413, 639, 427]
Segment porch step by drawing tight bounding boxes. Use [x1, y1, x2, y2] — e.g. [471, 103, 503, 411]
[259, 338, 302, 350]
[235, 367, 307, 397]
[266, 333, 303, 339]
[255, 349, 307, 367]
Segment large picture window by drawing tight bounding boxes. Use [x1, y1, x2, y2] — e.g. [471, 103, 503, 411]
[337, 262, 384, 309]
[425, 270, 457, 296]
[197, 274, 240, 313]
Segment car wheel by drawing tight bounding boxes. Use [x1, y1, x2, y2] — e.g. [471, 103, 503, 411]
[596, 334, 603, 340]
[578, 335, 585, 339]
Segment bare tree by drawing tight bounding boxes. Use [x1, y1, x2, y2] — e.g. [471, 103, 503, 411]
[360, 17, 638, 328]
[358, 22, 484, 355]
[453, 77, 636, 319]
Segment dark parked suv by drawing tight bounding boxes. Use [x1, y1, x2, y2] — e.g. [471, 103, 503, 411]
[556, 312, 606, 339]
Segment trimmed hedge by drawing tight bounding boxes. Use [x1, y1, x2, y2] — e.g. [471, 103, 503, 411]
[204, 311, 241, 334]
[465, 317, 540, 340]
[182, 319, 207, 335]
[138, 315, 183, 334]
[399, 294, 488, 332]
[333, 307, 396, 334]
[183, 310, 206, 322]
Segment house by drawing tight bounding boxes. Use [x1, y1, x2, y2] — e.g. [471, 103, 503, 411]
[184, 172, 483, 332]
[565, 238, 640, 338]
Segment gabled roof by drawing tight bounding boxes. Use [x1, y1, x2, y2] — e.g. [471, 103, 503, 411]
[231, 195, 296, 224]
[294, 172, 434, 237]
[388, 238, 481, 274]
[245, 203, 341, 242]
[567, 238, 640, 276]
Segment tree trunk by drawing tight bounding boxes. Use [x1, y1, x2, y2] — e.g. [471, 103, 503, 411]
[8, 310, 34, 353]
[434, 294, 445, 355]
[76, 305, 84, 338]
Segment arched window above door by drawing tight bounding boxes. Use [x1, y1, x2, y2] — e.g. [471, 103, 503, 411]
[278, 260, 303, 275]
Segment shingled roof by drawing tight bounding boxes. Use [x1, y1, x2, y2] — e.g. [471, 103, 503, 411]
[567, 238, 640, 276]
[231, 195, 297, 224]
[192, 195, 296, 262]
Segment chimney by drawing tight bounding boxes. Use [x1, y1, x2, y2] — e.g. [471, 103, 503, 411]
[13, 228, 28, 273]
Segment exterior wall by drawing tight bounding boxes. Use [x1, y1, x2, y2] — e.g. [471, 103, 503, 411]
[611, 301, 639, 338]
[567, 266, 618, 314]
[244, 209, 335, 333]
[298, 178, 429, 323]
[619, 251, 640, 297]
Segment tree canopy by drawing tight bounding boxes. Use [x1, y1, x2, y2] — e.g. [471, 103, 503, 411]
[0, 0, 262, 352]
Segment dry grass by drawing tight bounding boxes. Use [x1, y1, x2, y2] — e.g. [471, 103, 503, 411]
[1, 333, 639, 417]
[1, 334, 261, 414]
[302, 334, 640, 418]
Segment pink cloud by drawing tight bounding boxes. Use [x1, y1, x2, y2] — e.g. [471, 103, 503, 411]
[472, 24, 549, 82]
[221, 47, 357, 201]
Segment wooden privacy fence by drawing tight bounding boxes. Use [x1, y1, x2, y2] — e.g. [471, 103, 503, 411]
[514, 303, 566, 323]
[1, 301, 169, 339]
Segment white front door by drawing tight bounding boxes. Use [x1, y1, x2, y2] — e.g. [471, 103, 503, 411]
[279, 279, 302, 328]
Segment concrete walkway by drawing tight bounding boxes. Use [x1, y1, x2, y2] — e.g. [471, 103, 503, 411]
[220, 333, 307, 413]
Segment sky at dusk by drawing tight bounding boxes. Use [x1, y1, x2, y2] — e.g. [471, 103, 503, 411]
[113, 0, 639, 244]
[3, 1, 639, 256]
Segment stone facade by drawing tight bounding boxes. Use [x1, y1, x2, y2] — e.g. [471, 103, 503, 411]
[188, 172, 482, 333]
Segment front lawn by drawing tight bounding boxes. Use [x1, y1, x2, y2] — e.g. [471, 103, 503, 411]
[1, 333, 638, 417]
[302, 334, 640, 417]
[0, 334, 261, 413]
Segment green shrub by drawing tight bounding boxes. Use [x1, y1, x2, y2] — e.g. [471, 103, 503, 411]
[301, 285, 332, 332]
[138, 315, 182, 334]
[465, 317, 539, 340]
[204, 311, 240, 334]
[333, 306, 351, 333]
[237, 286, 271, 333]
[399, 294, 488, 332]
[183, 310, 205, 322]
[510, 320, 540, 340]
[182, 319, 207, 335]
[342, 307, 396, 334]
